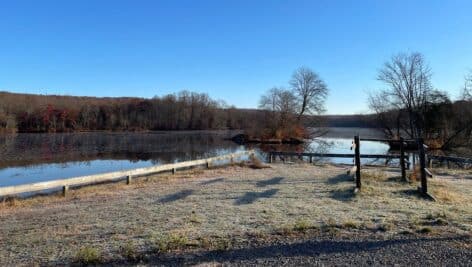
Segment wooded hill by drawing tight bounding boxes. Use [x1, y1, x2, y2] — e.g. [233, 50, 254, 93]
[0, 91, 257, 132]
[0, 91, 376, 133]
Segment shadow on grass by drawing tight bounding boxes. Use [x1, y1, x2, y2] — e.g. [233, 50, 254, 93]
[325, 174, 352, 185]
[122, 236, 470, 266]
[158, 189, 194, 203]
[329, 187, 355, 201]
[256, 177, 284, 187]
[386, 176, 403, 183]
[395, 188, 423, 199]
[234, 189, 279, 205]
[200, 178, 225, 185]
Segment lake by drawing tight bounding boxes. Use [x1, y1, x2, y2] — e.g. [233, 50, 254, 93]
[0, 128, 389, 187]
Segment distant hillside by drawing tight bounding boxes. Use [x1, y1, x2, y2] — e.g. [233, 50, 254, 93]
[319, 114, 379, 128]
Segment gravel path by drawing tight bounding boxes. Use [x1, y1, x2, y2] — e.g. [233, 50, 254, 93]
[152, 234, 472, 266]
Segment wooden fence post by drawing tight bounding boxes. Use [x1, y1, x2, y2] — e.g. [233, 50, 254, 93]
[126, 175, 132, 185]
[400, 137, 406, 181]
[62, 185, 69, 197]
[354, 135, 361, 190]
[418, 138, 428, 195]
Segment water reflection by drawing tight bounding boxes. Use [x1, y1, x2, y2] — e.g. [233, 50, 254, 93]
[0, 129, 391, 186]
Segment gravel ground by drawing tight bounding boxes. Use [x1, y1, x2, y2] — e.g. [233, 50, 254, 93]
[152, 234, 472, 266]
[0, 163, 471, 266]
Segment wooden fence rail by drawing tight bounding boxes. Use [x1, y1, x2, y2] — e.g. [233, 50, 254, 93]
[428, 155, 472, 166]
[268, 135, 415, 191]
[0, 150, 255, 198]
[268, 152, 402, 159]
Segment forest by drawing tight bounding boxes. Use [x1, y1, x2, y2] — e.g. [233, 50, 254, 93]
[0, 91, 263, 133]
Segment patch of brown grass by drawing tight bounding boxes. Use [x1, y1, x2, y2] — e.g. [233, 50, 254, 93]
[342, 220, 361, 229]
[293, 218, 314, 232]
[1, 196, 19, 208]
[431, 187, 463, 203]
[361, 170, 387, 181]
[248, 156, 271, 169]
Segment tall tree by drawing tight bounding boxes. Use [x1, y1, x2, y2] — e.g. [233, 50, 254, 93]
[373, 52, 433, 139]
[289, 67, 328, 121]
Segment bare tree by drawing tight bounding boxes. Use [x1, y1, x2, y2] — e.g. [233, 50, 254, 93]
[289, 67, 328, 121]
[259, 87, 297, 131]
[462, 70, 472, 101]
[259, 87, 282, 113]
[373, 52, 433, 139]
[368, 91, 399, 138]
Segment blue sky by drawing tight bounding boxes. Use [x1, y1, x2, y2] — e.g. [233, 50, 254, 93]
[1, 0, 471, 114]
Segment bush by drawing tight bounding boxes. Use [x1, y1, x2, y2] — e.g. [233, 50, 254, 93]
[75, 246, 101, 264]
[120, 241, 139, 261]
[152, 233, 188, 253]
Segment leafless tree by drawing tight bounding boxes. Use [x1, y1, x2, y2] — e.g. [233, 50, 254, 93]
[373, 52, 433, 139]
[259, 87, 297, 130]
[289, 67, 328, 121]
[462, 70, 472, 101]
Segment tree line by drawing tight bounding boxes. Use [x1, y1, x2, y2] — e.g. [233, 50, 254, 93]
[0, 91, 264, 133]
[0, 66, 330, 138]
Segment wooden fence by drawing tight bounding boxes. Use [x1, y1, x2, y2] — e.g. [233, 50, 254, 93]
[0, 150, 255, 198]
[267, 135, 411, 193]
[417, 138, 435, 200]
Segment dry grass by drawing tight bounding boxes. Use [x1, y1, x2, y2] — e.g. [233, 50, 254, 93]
[248, 156, 271, 169]
[430, 180, 467, 203]
[0, 164, 471, 265]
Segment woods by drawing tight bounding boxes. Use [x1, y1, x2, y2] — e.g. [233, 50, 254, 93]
[0, 91, 261, 133]
[0, 67, 328, 138]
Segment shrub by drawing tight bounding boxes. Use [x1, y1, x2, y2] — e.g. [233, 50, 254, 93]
[120, 241, 139, 261]
[293, 219, 312, 232]
[152, 233, 188, 253]
[75, 246, 101, 264]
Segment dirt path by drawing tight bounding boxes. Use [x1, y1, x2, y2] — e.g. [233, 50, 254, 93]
[0, 163, 471, 265]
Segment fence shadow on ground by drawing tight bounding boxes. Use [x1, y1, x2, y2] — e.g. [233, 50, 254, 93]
[256, 177, 284, 187]
[394, 188, 423, 199]
[234, 189, 279, 205]
[200, 178, 225, 185]
[158, 189, 194, 203]
[325, 174, 352, 185]
[329, 187, 356, 201]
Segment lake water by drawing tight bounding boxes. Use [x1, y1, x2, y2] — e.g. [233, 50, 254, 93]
[0, 128, 389, 187]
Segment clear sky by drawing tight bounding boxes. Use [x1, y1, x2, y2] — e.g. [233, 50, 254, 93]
[1, 0, 471, 114]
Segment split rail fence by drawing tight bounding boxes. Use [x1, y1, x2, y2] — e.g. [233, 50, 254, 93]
[267, 136, 443, 199]
[0, 150, 255, 198]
